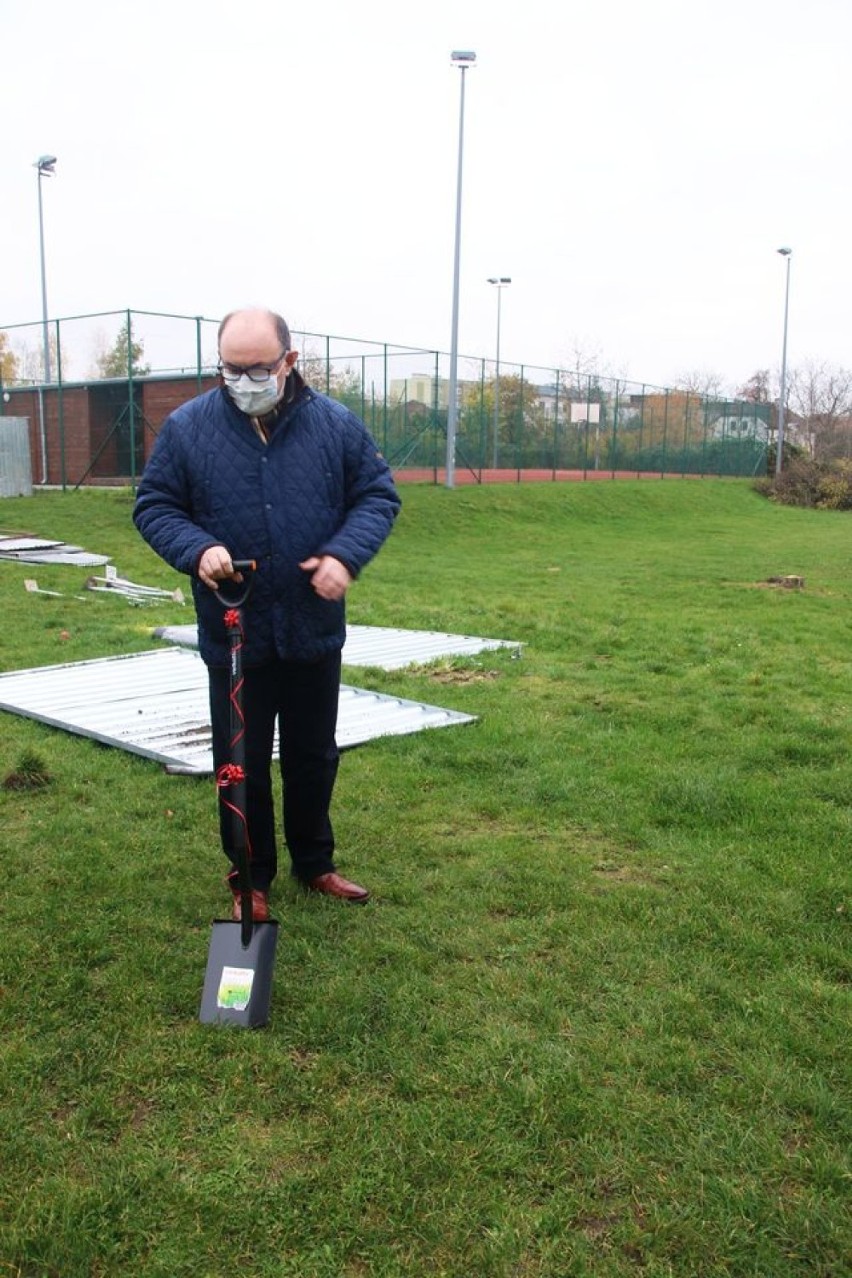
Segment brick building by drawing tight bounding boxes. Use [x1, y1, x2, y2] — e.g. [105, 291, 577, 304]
[1, 373, 217, 487]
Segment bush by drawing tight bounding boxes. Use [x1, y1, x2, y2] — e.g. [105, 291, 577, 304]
[754, 458, 852, 509]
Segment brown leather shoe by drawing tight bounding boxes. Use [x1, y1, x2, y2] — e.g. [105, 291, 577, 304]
[231, 889, 270, 922]
[307, 872, 370, 903]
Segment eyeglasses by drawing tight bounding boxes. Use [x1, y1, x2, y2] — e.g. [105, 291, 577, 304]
[217, 350, 288, 383]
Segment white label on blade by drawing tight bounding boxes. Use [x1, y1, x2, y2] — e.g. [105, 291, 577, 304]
[217, 965, 255, 1011]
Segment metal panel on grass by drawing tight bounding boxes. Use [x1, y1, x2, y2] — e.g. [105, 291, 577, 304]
[0, 647, 475, 774]
[153, 622, 521, 669]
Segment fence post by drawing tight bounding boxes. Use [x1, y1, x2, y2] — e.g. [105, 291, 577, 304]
[637, 385, 646, 478]
[552, 371, 560, 480]
[582, 375, 591, 479]
[195, 316, 203, 393]
[478, 359, 487, 482]
[56, 319, 65, 491]
[432, 349, 440, 483]
[380, 345, 387, 453]
[127, 309, 137, 491]
[610, 379, 620, 478]
[517, 364, 525, 482]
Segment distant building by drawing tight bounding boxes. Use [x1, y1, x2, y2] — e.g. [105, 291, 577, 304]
[1, 372, 217, 487]
[389, 375, 450, 410]
[533, 382, 602, 424]
[709, 402, 772, 440]
[628, 392, 778, 442]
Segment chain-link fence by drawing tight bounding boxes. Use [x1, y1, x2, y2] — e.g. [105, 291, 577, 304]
[0, 309, 771, 488]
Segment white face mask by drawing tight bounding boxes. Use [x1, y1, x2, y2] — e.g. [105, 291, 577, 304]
[226, 373, 281, 417]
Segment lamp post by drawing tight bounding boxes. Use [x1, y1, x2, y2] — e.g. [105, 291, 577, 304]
[35, 155, 57, 384]
[487, 276, 511, 468]
[775, 246, 792, 477]
[446, 50, 476, 489]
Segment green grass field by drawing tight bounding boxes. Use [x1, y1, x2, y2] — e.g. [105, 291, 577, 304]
[0, 480, 848, 1277]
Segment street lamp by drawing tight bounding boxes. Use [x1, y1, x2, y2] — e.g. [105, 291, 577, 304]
[487, 277, 511, 468]
[35, 155, 57, 384]
[775, 246, 792, 477]
[446, 50, 476, 489]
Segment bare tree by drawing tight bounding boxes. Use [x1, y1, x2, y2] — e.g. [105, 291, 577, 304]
[788, 360, 852, 460]
[673, 369, 729, 401]
[736, 369, 773, 404]
[558, 336, 626, 395]
[299, 344, 362, 398]
[13, 335, 68, 383]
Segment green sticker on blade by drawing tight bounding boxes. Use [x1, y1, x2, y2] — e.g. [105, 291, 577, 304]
[217, 965, 255, 1010]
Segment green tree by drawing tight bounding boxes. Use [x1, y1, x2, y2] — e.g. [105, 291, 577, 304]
[460, 373, 548, 466]
[96, 320, 150, 378]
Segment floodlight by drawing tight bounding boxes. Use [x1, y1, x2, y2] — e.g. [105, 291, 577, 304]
[445, 50, 478, 486]
[34, 155, 58, 382]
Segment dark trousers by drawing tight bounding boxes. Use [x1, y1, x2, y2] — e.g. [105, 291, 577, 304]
[209, 651, 341, 889]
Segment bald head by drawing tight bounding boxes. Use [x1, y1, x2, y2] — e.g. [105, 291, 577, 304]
[218, 309, 291, 366]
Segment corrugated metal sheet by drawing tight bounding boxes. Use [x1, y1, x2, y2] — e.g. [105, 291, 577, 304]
[153, 622, 521, 670]
[0, 537, 62, 552]
[0, 420, 33, 497]
[0, 536, 110, 567]
[5, 549, 112, 566]
[0, 647, 476, 774]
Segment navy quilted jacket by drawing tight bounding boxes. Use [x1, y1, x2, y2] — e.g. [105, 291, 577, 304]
[133, 381, 400, 667]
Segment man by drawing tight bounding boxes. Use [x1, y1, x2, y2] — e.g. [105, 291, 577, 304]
[133, 308, 400, 920]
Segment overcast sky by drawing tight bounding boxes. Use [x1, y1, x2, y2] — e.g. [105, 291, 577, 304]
[2, 0, 849, 393]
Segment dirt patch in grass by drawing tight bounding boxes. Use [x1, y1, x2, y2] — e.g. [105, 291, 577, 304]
[591, 860, 665, 888]
[414, 659, 502, 684]
[3, 772, 50, 790]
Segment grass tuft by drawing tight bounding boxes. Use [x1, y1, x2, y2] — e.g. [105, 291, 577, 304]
[3, 747, 52, 790]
